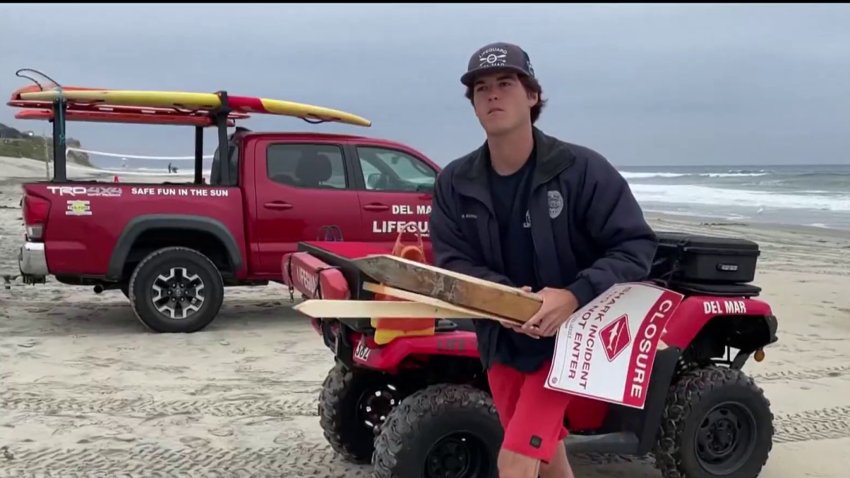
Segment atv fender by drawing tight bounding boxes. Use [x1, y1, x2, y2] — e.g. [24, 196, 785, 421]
[564, 346, 683, 456]
[662, 296, 778, 353]
[282, 251, 350, 300]
[107, 215, 243, 280]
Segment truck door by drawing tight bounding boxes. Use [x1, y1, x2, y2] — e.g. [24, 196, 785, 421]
[253, 139, 362, 277]
[352, 145, 438, 252]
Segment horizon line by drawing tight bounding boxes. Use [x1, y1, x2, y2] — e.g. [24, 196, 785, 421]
[614, 163, 849, 168]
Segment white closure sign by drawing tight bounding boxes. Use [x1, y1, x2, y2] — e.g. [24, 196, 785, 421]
[545, 283, 684, 409]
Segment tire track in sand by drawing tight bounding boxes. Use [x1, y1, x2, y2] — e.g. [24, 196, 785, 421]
[3, 363, 849, 420]
[1, 401, 849, 474]
[0, 390, 319, 419]
[752, 365, 850, 383]
[0, 443, 372, 478]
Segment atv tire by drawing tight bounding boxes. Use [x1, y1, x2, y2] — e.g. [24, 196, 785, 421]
[372, 383, 501, 478]
[319, 362, 403, 464]
[654, 366, 774, 478]
[128, 247, 224, 333]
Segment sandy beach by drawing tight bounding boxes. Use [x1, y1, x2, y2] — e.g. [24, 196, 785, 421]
[1, 157, 849, 477]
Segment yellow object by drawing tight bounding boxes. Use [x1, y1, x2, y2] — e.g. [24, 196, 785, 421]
[18, 89, 372, 127]
[754, 348, 765, 362]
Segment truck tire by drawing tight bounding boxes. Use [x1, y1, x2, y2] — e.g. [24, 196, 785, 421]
[371, 383, 501, 478]
[128, 247, 224, 333]
[654, 366, 774, 478]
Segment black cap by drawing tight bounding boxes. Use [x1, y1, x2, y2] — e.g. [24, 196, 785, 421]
[460, 42, 536, 86]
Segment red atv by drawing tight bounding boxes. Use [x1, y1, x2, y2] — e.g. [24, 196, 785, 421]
[283, 232, 778, 478]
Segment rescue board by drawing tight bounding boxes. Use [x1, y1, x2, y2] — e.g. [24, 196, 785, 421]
[15, 108, 246, 127]
[9, 83, 109, 100]
[15, 89, 372, 127]
[8, 84, 115, 109]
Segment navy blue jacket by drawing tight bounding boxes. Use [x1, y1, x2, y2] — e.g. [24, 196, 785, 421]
[429, 127, 658, 372]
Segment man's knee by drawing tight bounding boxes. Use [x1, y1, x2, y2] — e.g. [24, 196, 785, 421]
[497, 447, 540, 478]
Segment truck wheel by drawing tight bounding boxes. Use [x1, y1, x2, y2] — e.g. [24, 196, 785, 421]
[128, 247, 224, 333]
[372, 384, 501, 478]
[319, 362, 402, 464]
[654, 366, 774, 478]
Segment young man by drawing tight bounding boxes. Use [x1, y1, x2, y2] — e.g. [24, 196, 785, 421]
[428, 42, 658, 478]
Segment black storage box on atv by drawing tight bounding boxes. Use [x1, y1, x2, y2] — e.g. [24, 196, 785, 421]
[652, 232, 760, 284]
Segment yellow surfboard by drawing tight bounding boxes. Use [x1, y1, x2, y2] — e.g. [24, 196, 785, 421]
[18, 89, 372, 127]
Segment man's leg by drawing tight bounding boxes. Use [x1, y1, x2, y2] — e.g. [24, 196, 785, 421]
[487, 362, 522, 429]
[497, 361, 575, 478]
[539, 441, 574, 478]
[497, 448, 540, 478]
[487, 363, 529, 478]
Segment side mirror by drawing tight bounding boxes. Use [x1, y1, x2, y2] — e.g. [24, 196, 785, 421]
[415, 179, 435, 193]
[416, 186, 434, 194]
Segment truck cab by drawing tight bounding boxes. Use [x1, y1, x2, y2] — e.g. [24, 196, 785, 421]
[213, 129, 439, 280]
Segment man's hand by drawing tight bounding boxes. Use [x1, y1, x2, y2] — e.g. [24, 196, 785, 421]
[499, 286, 541, 339]
[521, 288, 579, 337]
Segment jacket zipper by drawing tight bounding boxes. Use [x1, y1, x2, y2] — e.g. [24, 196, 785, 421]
[529, 184, 544, 289]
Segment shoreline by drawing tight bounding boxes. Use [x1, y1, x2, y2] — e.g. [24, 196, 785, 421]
[0, 155, 198, 184]
[646, 211, 850, 239]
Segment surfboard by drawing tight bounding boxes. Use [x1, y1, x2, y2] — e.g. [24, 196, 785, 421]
[15, 108, 245, 127]
[8, 84, 111, 108]
[15, 89, 372, 127]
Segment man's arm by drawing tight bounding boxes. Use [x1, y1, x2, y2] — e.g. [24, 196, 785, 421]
[566, 150, 658, 308]
[429, 169, 514, 287]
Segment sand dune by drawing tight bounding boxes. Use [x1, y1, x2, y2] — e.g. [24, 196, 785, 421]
[1, 171, 849, 477]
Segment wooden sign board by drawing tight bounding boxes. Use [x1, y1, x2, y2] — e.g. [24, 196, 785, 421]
[362, 282, 523, 325]
[293, 282, 524, 327]
[351, 254, 543, 323]
[294, 299, 484, 319]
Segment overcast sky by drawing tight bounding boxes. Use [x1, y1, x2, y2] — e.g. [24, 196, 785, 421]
[1, 3, 849, 167]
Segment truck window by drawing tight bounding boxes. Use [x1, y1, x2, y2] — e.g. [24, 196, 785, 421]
[266, 143, 348, 189]
[356, 146, 436, 192]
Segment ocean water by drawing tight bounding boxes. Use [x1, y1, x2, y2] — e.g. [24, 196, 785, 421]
[618, 164, 850, 231]
[92, 156, 849, 231]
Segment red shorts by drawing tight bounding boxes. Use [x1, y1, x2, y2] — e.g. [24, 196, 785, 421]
[487, 359, 572, 462]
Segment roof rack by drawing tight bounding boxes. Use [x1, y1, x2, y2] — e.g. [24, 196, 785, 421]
[6, 68, 372, 185]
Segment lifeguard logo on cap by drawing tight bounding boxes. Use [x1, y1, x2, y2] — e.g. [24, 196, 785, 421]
[478, 46, 508, 68]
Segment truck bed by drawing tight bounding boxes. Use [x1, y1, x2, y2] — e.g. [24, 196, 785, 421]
[22, 181, 247, 280]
